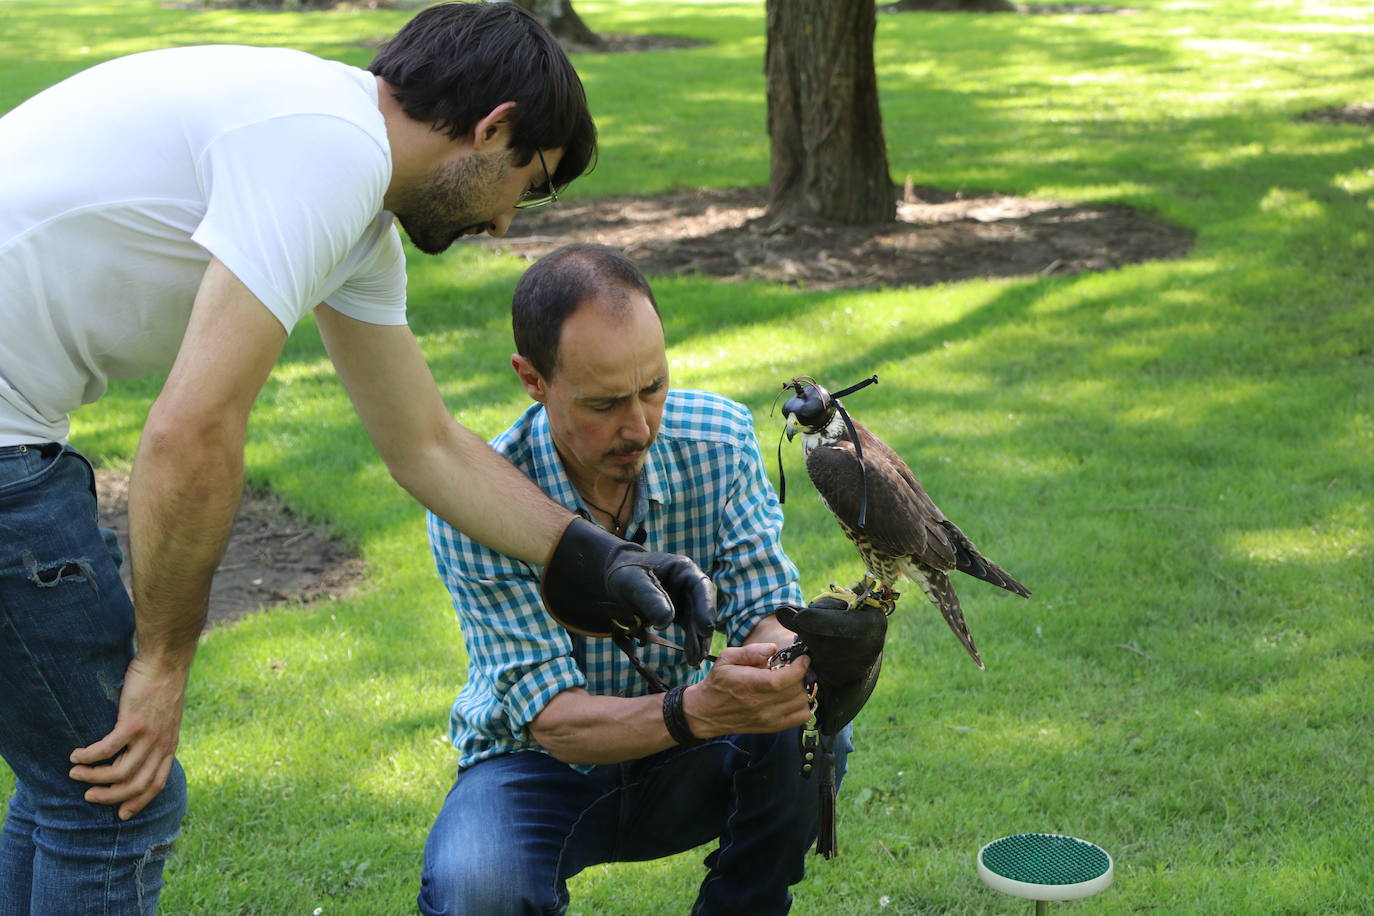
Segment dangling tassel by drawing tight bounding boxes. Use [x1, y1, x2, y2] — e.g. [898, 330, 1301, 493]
[815, 741, 838, 859]
[830, 374, 877, 529]
[776, 426, 787, 505]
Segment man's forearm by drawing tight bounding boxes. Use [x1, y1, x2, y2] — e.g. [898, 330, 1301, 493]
[744, 613, 795, 650]
[529, 688, 678, 766]
[127, 420, 244, 669]
[388, 418, 574, 567]
[528, 645, 813, 766]
[314, 306, 574, 566]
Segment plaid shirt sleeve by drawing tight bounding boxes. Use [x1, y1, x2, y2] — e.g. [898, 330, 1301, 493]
[707, 402, 805, 646]
[426, 512, 588, 756]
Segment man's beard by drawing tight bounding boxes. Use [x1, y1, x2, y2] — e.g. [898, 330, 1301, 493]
[393, 151, 506, 255]
[604, 443, 650, 483]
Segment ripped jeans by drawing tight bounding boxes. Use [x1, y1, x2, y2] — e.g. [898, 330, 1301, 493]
[0, 443, 186, 915]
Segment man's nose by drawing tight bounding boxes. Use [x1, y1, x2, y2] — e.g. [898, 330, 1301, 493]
[621, 401, 650, 442]
[486, 211, 514, 238]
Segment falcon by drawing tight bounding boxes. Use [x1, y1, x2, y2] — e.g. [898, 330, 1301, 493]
[781, 375, 1030, 668]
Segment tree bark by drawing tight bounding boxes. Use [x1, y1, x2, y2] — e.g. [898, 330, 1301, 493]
[764, 0, 896, 227]
[510, 0, 603, 48]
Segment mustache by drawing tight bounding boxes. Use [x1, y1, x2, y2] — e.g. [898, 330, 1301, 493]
[608, 442, 649, 457]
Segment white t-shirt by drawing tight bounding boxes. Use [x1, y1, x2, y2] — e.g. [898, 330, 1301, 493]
[0, 45, 408, 445]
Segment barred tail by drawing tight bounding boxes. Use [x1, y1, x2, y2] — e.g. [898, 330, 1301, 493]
[916, 569, 983, 669]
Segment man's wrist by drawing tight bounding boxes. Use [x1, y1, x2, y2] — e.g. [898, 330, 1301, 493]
[662, 685, 704, 746]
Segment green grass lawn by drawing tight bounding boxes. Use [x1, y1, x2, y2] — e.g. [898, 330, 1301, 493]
[2, 0, 1372, 912]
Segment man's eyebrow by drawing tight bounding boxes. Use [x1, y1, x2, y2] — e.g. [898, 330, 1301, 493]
[577, 376, 667, 406]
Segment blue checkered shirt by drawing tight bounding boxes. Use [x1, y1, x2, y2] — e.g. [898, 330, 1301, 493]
[427, 388, 803, 769]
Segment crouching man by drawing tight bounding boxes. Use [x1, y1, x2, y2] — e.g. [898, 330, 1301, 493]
[419, 244, 856, 915]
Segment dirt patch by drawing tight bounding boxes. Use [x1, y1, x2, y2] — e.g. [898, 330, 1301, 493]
[94, 470, 366, 629]
[1015, 2, 1134, 12]
[485, 186, 1193, 291]
[353, 30, 707, 54]
[1296, 102, 1374, 126]
[879, 1, 1135, 13]
[561, 34, 711, 54]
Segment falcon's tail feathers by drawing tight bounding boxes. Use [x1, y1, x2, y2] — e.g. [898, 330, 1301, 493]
[917, 570, 984, 669]
[941, 521, 1032, 598]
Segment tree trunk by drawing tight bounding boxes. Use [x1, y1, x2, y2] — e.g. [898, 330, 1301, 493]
[510, 0, 603, 48]
[764, 0, 896, 227]
[880, 0, 1017, 12]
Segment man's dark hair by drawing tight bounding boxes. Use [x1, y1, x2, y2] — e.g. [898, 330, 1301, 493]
[369, 2, 597, 189]
[513, 244, 661, 380]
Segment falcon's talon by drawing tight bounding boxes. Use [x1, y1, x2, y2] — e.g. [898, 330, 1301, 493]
[811, 584, 861, 609]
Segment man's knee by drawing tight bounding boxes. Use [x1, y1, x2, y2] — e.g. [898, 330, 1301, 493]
[419, 852, 562, 916]
[420, 834, 566, 916]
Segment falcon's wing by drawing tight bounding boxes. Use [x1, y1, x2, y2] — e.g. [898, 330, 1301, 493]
[805, 422, 957, 568]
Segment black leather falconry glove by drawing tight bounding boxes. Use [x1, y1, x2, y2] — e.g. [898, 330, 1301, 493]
[775, 587, 889, 860]
[776, 589, 888, 736]
[541, 517, 716, 666]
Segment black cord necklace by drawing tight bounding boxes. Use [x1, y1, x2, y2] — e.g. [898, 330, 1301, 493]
[582, 480, 636, 535]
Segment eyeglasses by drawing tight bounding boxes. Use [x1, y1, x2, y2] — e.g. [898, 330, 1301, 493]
[515, 148, 559, 210]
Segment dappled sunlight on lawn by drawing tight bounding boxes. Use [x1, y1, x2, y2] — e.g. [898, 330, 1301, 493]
[1226, 515, 1370, 567]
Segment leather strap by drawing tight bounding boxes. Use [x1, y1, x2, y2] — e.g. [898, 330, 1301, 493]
[662, 685, 703, 746]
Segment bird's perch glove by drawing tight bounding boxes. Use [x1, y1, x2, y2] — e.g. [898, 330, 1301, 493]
[776, 592, 888, 736]
[541, 517, 717, 666]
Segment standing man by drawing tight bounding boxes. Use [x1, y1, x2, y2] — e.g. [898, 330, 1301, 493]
[0, 5, 711, 913]
[420, 244, 857, 915]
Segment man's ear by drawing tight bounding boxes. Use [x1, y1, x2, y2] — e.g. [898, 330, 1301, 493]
[473, 101, 518, 154]
[512, 354, 547, 402]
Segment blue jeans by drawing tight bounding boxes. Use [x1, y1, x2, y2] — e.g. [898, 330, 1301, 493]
[418, 726, 853, 916]
[0, 443, 187, 915]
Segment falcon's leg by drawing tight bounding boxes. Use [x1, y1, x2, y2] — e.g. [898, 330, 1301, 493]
[851, 575, 879, 604]
[853, 575, 899, 616]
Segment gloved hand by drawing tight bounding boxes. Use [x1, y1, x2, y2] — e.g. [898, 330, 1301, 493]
[776, 590, 887, 735]
[541, 517, 716, 666]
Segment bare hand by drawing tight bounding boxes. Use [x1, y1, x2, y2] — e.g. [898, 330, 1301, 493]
[69, 655, 189, 820]
[682, 643, 813, 739]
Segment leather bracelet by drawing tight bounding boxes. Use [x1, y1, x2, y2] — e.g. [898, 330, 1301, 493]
[662, 685, 703, 746]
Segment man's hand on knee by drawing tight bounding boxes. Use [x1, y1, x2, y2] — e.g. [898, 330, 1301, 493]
[68, 655, 188, 820]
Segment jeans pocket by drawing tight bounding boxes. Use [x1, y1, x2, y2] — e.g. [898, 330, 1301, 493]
[0, 443, 62, 495]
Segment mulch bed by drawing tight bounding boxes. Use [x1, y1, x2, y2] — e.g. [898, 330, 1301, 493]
[879, 1, 1136, 13]
[485, 185, 1194, 291]
[94, 470, 365, 629]
[560, 34, 711, 54]
[1296, 102, 1374, 126]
